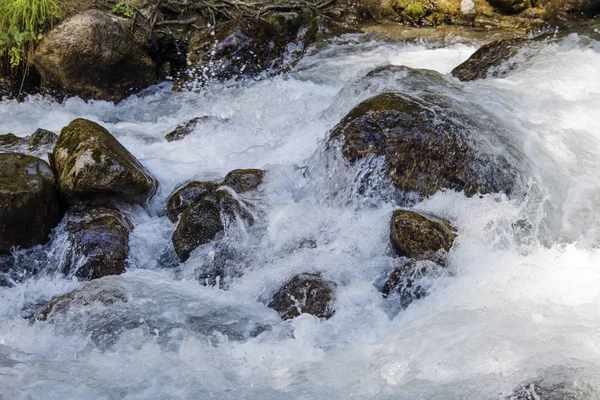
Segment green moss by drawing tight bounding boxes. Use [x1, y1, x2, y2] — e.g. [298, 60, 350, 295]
[402, 2, 426, 23]
[91, 148, 102, 163]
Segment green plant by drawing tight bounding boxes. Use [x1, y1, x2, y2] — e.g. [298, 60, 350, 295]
[112, 2, 134, 18]
[402, 1, 426, 23]
[0, 0, 60, 72]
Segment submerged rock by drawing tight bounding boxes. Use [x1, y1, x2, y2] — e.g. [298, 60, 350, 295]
[0, 153, 61, 254]
[268, 274, 335, 320]
[52, 118, 158, 205]
[330, 92, 521, 197]
[506, 378, 597, 399]
[390, 210, 456, 263]
[382, 260, 442, 308]
[451, 38, 529, 81]
[32, 10, 156, 102]
[164, 116, 223, 142]
[166, 181, 218, 222]
[36, 280, 129, 321]
[65, 206, 133, 280]
[220, 169, 264, 193]
[28, 128, 58, 151]
[172, 190, 252, 261]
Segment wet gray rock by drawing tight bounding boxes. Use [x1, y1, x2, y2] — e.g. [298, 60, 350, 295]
[65, 206, 133, 280]
[172, 190, 252, 261]
[268, 274, 335, 320]
[390, 210, 456, 263]
[451, 38, 529, 81]
[52, 118, 158, 205]
[166, 181, 218, 222]
[164, 116, 222, 142]
[28, 128, 57, 151]
[32, 10, 156, 102]
[220, 169, 264, 193]
[0, 153, 61, 254]
[507, 379, 597, 400]
[330, 92, 522, 197]
[382, 260, 443, 309]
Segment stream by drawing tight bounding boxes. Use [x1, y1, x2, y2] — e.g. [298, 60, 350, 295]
[1, 31, 600, 399]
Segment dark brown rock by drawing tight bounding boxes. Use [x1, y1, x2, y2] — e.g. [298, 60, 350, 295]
[451, 38, 528, 81]
[488, 0, 531, 14]
[164, 116, 223, 142]
[0, 153, 61, 254]
[32, 10, 156, 102]
[390, 210, 456, 262]
[220, 169, 264, 193]
[172, 190, 252, 261]
[268, 274, 335, 320]
[52, 118, 158, 205]
[65, 206, 133, 280]
[330, 92, 521, 197]
[166, 181, 218, 222]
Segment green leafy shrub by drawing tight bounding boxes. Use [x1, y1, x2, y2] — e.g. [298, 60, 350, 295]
[111, 2, 134, 18]
[402, 2, 426, 23]
[0, 0, 61, 71]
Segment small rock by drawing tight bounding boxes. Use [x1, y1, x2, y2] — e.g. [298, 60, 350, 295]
[65, 206, 133, 280]
[382, 260, 442, 308]
[164, 116, 222, 142]
[166, 181, 218, 222]
[0, 153, 61, 254]
[451, 38, 529, 81]
[32, 10, 156, 102]
[28, 128, 58, 151]
[220, 169, 264, 193]
[172, 190, 252, 261]
[460, 0, 476, 14]
[268, 274, 335, 320]
[390, 210, 456, 263]
[52, 118, 158, 205]
[0, 133, 26, 148]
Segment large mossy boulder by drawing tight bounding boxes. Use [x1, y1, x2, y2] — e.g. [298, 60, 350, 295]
[65, 206, 133, 280]
[451, 38, 528, 81]
[32, 10, 156, 102]
[268, 274, 335, 320]
[52, 118, 158, 205]
[172, 190, 252, 261]
[0, 153, 61, 254]
[390, 210, 456, 263]
[330, 92, 521, 197]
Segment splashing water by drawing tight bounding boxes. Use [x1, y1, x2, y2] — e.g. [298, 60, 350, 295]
[1, 32, 600, 399]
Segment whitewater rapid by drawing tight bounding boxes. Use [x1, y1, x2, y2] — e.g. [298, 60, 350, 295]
[1, 32, 600, 399]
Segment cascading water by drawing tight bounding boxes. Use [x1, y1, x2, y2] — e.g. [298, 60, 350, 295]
[1, 31, 600, 399]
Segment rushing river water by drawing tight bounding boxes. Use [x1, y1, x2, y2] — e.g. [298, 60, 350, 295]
[1, 31, 600, 399]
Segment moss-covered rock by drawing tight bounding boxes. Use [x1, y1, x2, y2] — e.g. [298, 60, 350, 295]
[172, 190, 252, 261]
[0, 133, 26, 148]
[330, 92, 521, 197]
[52, 118, 158, 205]
[268, 274, 335, 320]
[28, 128, 58, 151]
[32, 10, 157, 102]
[451, 38, 529, 81]
[166, 181, 218, 222]
[65, 206, 133, 280]
[390, 210, 456, 262]
[220, 169, 264, 194]
[0, 153, 61, 254]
